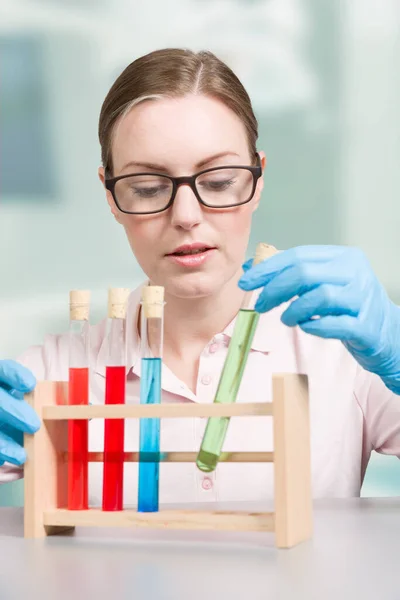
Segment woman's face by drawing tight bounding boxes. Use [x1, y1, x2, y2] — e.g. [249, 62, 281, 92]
[99, 94, 265, 299]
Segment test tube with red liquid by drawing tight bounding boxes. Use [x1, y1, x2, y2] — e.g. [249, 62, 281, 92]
[102, 288, 130, 511]
[68, 290, 91, 510]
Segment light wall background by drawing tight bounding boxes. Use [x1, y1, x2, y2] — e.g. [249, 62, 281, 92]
[0, 0, 399, 505]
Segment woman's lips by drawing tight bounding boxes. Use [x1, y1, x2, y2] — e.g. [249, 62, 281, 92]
[165, 248, 216, 267]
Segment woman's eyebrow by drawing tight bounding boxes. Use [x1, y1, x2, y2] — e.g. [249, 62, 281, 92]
[120, 160, 168, 172]
[196, 152, 240, 169]
[120, 152, 240, 174]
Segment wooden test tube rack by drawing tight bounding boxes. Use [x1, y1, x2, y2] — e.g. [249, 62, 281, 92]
[23, 373, 312, 548]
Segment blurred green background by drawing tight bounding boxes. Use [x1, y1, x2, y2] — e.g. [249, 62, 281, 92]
[0, 0, 399, 506]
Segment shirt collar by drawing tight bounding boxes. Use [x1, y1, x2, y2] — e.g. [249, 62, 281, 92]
[95, 283, 272, 377]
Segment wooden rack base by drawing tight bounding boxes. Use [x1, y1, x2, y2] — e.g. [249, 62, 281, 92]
[43, 508, 274, 532]
[24, 373, 312, 548]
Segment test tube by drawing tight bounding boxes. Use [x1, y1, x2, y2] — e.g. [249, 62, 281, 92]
[102, 288, 130, 511]
[68, 290, 91, 510]
[138, 285, 164, 512]
[196, 243, 278, 473]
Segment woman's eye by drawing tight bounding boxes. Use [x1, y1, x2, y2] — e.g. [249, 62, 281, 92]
[132, 185, 168, 198]
[200, 178, 236, 192]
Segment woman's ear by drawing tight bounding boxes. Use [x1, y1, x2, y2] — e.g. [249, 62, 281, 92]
[251, 150, 267, 213]
[259, 150, 267, 172]
[98, 166, 122, 223]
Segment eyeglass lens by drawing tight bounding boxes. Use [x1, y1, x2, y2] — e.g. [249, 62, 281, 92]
[114, 167, 254, 213]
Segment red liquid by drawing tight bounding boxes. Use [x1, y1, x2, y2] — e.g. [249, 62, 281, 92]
[68, 367, 89, 510]
[102, 365, 126, 511]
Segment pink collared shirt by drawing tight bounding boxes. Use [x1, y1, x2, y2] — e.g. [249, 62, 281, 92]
[3, 282, 400, 505]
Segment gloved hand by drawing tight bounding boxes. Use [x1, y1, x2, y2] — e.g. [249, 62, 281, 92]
[239, 245, 400, 395]
[0, 360, 40, 466]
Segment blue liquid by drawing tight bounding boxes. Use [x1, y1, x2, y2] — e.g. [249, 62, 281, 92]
[138, 357, 161, 512]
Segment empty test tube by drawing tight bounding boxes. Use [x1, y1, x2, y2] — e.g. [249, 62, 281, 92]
[102, 288, 130, 511]
[68, 290, 91, 510]
[138, 285, 164, 512]
[196, 243, 278, 473]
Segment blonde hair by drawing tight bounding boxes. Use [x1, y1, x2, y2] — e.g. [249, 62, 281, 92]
[98, 48, 258, 176]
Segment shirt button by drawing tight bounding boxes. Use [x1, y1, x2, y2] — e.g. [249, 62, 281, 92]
[209, 343, 218, 354]
[201, 374, 212, 385]
[202, 477, 213, 490]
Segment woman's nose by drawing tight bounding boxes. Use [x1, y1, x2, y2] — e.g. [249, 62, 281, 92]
[170, 184, 203, 230]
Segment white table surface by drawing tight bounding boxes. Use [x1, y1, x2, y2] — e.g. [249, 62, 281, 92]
[0, 498, 399, 600]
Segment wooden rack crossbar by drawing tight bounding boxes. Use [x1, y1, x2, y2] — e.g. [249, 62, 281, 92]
[42, 402, 272, 420]
[24, 374, 313, 548]
[42, 508, 275, 532]
[77, 451, 274, 463]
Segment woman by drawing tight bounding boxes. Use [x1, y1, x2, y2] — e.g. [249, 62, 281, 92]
[1, 48, 400, 504]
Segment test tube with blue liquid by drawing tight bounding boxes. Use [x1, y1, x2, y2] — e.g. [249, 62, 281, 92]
[196, 243, 278, 473]
[138, 285, 164, 512]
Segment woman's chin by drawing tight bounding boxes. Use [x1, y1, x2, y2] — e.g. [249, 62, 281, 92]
[160, 271, 223, 299]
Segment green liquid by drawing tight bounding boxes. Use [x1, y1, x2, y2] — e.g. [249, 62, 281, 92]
[196, 309, 260, 472]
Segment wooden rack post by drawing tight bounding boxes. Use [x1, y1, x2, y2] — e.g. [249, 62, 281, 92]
[24, 373, 312, 548]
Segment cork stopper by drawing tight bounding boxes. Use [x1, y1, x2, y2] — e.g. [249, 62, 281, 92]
[253, 242, 278, 266]
[69, 290, 91, 321]
[108, 288, 130, 319]
[141, 285, 164, 318]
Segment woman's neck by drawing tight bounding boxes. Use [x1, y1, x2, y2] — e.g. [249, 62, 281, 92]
[161, 268, 247, 359]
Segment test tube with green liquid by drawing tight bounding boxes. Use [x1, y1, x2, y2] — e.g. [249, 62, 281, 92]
[196, 243, 277, 473]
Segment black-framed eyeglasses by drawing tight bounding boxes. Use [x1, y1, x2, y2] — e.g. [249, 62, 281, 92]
[105, 153, 262, 215]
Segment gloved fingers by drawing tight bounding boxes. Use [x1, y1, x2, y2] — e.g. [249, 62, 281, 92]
[241, 259, 253, 272]
[0, 422, 23, 446]
[0, 360, 36, 394]
[239, 245, 346, 290]
[297, 315, 357, 341]
[0, 429, 26, 466]
[253, 262, 350, 313]
[280, 284, 361, 327]
[8, 389, 24, 400]
[0, 387, 41, 434]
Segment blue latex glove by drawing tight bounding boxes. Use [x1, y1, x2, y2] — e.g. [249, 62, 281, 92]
[0, 360, 40, 466]
[239, 245, 400, 395]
